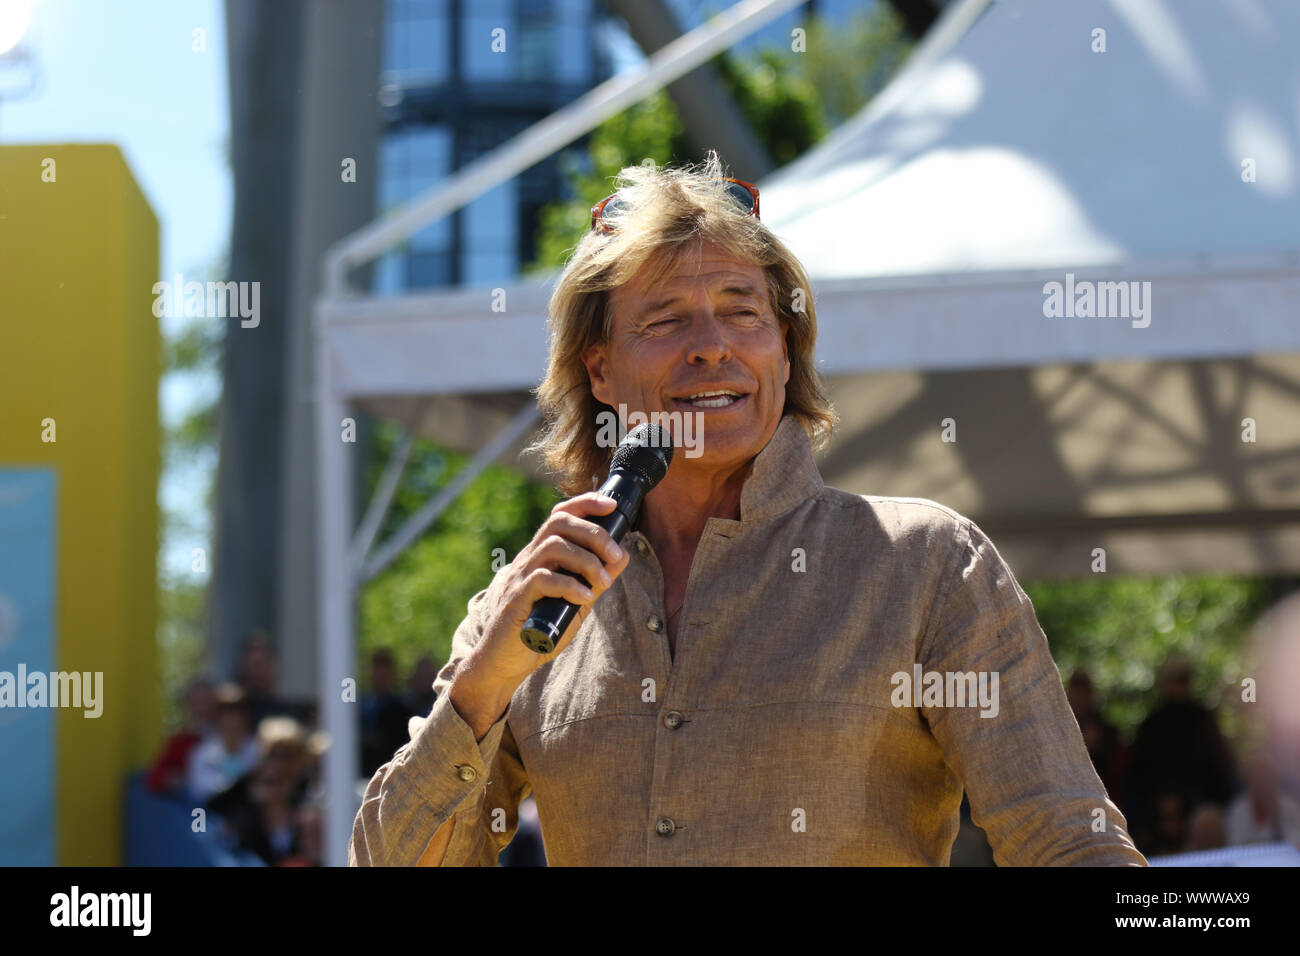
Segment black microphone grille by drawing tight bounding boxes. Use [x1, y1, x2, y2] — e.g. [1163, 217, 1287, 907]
[610, 422, 674, 488]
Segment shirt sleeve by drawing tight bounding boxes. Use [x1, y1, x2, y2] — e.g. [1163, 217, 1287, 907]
[349, 586, 532, 867]
[917, 514, 1148, 866]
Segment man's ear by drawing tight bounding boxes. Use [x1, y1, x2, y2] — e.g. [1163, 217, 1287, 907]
[582, 343, 613, 406]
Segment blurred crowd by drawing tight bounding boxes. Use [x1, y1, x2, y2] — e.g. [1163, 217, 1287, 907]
[150, 600, 1298, 867]
[953, 643, 1296, 865]
[1067, 654, 1290, 858]
[145, 635, 546, 866]
[146, 632, 325, 865]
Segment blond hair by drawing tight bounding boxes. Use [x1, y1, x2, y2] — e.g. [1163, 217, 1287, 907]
[528, 150, 837, 495]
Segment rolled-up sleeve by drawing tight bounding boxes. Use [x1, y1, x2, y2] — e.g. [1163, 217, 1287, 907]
[349, 587, 532, 867]
[918, 516, 1147, 866]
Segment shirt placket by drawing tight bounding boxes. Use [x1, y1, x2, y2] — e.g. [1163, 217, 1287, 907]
[634, 522, 736, 864]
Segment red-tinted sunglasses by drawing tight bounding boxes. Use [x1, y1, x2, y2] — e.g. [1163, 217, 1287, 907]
[590, 177, 760, 235]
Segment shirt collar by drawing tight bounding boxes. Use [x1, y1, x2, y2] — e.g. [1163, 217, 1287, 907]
[623, 413, 825, 555]
[706, 412, 825, 532]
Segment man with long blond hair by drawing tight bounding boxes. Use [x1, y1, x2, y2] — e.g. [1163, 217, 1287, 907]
[350, 151, 1146, 867]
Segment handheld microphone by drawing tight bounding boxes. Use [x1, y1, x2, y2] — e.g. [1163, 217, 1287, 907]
[520, 422, 674, 654]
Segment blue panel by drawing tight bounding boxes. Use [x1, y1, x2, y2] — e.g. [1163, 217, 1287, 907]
[0, 468, 57, 865]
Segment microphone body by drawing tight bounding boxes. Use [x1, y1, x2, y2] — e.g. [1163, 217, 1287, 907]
[520, 423, 673, 654]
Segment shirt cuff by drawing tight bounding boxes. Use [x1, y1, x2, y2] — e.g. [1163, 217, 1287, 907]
[400, 688, 511, 816]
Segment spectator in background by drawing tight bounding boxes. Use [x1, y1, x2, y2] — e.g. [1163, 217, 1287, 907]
[1226, 751, 1285, 846]
[147, 677, 216, 798]
[1251, 591, 1300, 848]
[1144, 787, 1190, 857]
[1184, 803, 1228, 852]
[303, 729, 329, 808]
[280, 802, 324, 867]
[238, 629, 297, 727]
[187, 684, 261, 805]
[263, 717, 312, 806]
[498, 795, 548, 867]
[947, 792, 995, 867]
[406, 654, 438, 718]
[209, 718, 314, 865]
[1065, 669, 1128, 802]
[1129, 654, 1236, 853]
[209, 717, 312, 829]
[361, 648, 413, 776]
[232, 755, 303, 865]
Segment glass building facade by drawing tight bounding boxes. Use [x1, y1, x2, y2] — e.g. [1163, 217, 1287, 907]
[373, 0, 614, 294]
[372, 0, 890, 294]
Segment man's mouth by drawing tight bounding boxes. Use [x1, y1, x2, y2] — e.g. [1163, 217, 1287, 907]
[673, 389, 748, 409]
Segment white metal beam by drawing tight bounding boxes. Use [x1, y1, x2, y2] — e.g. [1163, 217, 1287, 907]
[358, 404, 543, 583]
[321, 0, 809, 296]
[319, 257, 1300, 396]
[314, 303, 358, 869]
[347, 430, 413, 577]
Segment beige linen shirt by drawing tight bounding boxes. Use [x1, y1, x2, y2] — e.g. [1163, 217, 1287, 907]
[350, 413, 1147, 866]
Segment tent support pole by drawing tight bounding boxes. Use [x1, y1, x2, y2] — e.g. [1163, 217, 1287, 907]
[315, 299, 358, 868]
[348, 430, 414, 576]
[358, 404, 543, 584]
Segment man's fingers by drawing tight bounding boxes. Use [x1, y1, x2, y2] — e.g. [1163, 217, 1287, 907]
[552, 491, 618, 517]
[537, 534, 614, 589]
[522, 567, 595, 608]
[550, 511, 626, 565]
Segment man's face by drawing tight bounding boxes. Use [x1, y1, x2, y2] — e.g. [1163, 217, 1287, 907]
[582, 238, 790, 471]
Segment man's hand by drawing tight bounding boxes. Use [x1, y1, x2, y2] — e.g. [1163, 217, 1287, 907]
[449, 492, 632, 737]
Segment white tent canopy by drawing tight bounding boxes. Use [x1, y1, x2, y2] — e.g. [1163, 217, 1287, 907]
[322, 0, 1300, 395]
[314, 0, 1300, 863]
[762, 0, 1300, 276]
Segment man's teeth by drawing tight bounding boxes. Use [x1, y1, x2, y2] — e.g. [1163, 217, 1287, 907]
[682, 391, 740, 407]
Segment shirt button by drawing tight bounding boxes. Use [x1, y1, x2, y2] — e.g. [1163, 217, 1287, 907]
[636, 539, 648, 555]
[456, 765, 477, 782]
[663, 710, 683, 729]
[646, 614, 662, 632]
[655, 817, 676, 837]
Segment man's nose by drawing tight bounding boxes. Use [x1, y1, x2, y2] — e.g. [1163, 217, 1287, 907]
[684, 309, 732, 363]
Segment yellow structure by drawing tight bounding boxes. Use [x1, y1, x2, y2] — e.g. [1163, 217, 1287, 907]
[0, 144, 161, 864]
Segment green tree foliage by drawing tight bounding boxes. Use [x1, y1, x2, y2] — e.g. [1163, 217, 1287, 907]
[526, 3, 910, 275]
[357, 423, 561, 683]
[158, 307, 223, 730]
[162, 315, 223, 462]
[525, 88, 690, 276]
[158, 564, 212, 730]
[1023, 575, 1273, 744]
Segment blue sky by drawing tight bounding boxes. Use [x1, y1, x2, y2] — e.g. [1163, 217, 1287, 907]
[2, 0, 229, 577]
[3, 0, 230, 289]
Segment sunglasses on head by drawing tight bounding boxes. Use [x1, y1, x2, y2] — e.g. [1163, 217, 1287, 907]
[590, 177, 760, 235]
